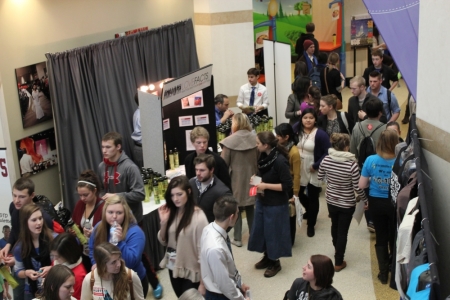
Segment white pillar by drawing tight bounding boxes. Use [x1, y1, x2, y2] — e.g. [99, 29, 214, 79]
[193, 0, 254, 106]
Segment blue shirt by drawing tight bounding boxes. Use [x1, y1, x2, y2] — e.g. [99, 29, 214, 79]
[366, 86, 401, 121]
[131, 108, 141, 143]
[361, 154, 396, 198]
[0, 238, 7, 249]
[215, 106, 223, 126]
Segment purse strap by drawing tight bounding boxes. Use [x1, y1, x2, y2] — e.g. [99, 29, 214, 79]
[324, 67, 330, 94]
[128, 268, 135, 300]
[87, 199, 105, 221]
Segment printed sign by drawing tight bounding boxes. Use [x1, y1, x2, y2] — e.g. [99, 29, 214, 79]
[0, 149, 12, 230]
[162, 65, 213, 106]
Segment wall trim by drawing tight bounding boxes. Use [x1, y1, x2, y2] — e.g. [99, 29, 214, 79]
[194, 10, 253, 26]
[416, 117, 450, 163]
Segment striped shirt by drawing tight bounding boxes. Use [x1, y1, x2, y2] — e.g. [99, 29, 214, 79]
[318, 155, 367, 208]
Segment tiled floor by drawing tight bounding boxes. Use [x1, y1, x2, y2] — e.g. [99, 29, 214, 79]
[149, 79, 409, 300]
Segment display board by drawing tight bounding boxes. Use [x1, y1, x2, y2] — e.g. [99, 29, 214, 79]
[0, 149, 12, 230]
[162, 76, 216, 165]
[264, 40, 291, 126]
[140, 66, 216, 174]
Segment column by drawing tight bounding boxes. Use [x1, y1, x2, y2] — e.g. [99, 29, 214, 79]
[193, 0, 254, 106]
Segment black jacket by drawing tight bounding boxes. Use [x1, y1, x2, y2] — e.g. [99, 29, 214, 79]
[347, 93, 387, 125]
[258, 153, 292, 206]
[189, 176, 232, 223]
[317, 111, 354, 136]
[295, 33, 319, 57]
[184, 149, 232, 191]
[285, 278, 343, 300]
[363, 63, 398, 90]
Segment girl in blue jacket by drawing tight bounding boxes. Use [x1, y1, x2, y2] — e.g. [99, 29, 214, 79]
[89, 195, 148, 297]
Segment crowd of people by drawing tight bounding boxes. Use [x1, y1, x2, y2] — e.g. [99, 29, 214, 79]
[0, 24, 408, 299]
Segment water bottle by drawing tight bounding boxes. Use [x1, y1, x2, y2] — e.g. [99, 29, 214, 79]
[109, 221, 118, 245]
[173, 148, 179, 168]
[169, 150, 175, 170]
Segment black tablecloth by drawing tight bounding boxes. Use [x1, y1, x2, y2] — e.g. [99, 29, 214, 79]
[142, 209, 165, 270]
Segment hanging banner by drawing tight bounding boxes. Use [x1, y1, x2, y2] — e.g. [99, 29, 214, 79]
[0, 148, 12, 229]
[161, 64, 212, 106]
[362, 0, 419, 101]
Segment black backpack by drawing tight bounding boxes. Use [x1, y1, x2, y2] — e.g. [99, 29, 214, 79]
[357, 122, 384, 169]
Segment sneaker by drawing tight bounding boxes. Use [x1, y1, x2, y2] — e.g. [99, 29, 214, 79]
[367, 223, 375, 233]
[230, 239, 242, 247]
[334, 261, 347, 272]
[153, 283, 163, 299]
[307, 226, 315, 237]
[264, 260, 281, 278]
[255, 254, 271, 269]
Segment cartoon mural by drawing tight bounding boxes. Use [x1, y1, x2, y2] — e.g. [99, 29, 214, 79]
[253, 0, 312, 56]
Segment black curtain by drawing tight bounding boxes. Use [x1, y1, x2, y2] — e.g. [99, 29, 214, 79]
[46, 19, 199, 210]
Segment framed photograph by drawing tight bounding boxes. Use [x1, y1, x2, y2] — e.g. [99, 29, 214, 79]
[163, 118, 170, 131]
[185, 130, 195, 151]
[194, 114, 209, 125]
[15, 62, 53, 128]
[178, 116, 194, 127]
[181, 91, 204, 109]
[16, 128, 58, 177]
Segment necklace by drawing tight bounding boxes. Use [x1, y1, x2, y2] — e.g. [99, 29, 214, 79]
[300, 128, 315, 153]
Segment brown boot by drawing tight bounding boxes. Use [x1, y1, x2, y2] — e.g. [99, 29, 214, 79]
[264, 260, 281, 277]
[255, 253, 271, 269]
[334, 261, 347, 272]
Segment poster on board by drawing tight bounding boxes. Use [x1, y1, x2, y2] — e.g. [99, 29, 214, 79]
[181, 91, 204, 109]
[350, 18, 374, 47]
[0, 148, 12, 230]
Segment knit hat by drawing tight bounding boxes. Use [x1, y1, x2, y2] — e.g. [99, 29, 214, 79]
[303, 40, 314, 50]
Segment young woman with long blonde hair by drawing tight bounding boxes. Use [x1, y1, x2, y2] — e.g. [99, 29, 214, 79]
[88, 195, 148, 297]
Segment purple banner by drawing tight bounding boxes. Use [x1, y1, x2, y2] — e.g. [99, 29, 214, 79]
[362, 0, 419, 101]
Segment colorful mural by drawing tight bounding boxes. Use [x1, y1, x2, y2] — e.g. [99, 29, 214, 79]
[253, 0, 312, 56]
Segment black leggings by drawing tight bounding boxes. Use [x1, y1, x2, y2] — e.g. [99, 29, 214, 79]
[368, 196, 396, 253]
[299, 184, 321, 227]
[140, 274, 149, 298]
[169, 270, 200, 298]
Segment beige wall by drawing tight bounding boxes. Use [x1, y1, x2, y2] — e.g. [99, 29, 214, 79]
[0, 0, 194, 203]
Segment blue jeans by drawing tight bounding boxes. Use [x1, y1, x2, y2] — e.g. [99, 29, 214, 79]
[13, 274, 25, 299]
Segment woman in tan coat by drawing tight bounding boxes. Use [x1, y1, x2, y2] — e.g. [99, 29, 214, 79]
[220, 113, 258, 247]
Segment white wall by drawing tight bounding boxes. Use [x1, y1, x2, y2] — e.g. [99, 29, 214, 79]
[417, 1, 450, 297]
[194, 0, 254, 99]
[0, 0, 194, 203]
